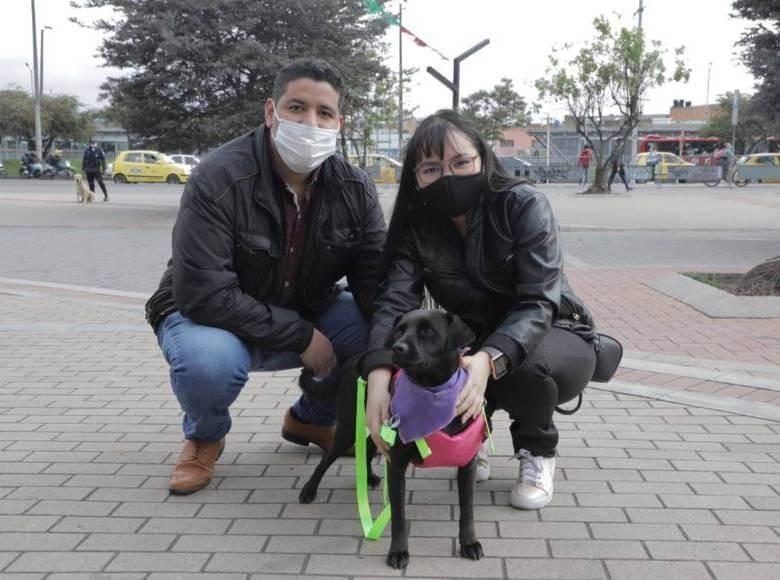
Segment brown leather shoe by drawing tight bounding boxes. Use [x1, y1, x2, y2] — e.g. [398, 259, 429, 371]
[169, 438, 225, 495]
[281, 408, 335, 452]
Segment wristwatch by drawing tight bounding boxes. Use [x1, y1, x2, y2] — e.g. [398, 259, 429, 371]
[481, 347, 509, 380]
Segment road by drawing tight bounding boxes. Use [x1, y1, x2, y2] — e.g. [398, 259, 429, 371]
[0, 179, 778, 293]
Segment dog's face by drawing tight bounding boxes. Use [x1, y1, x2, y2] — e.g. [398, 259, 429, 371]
[74, 174, 82, 185]
[386, 310, 475, 387]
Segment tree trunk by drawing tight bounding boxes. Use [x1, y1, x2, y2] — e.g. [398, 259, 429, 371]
[734, 256, 780, 296]
[583, 161, 610, 193]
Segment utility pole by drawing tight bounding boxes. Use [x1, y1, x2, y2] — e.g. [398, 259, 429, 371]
[630, 0, 644, 159]
[397, 0, 404, 156]
[705, 62, 712, 118]
[427, 39, 489, 111]
[30, 0, 42, 160]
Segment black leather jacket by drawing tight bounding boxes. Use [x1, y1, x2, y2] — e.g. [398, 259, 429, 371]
[145, 128, 386, 354]
[363, 183, 595, 374]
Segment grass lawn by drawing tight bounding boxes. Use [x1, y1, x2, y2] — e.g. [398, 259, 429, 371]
[683, 272, 744, 295]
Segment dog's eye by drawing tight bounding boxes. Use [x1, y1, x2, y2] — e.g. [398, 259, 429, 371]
[420, 327, 435, 337]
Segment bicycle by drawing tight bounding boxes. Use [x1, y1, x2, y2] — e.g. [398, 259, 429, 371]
[703, 160, 748, 187]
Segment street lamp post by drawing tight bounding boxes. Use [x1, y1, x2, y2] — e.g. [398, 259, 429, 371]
[40, 25, 52, 98]
[30, 0, 43, 160]
[24, 63, 34, 96]
[427, 39, 490, 111]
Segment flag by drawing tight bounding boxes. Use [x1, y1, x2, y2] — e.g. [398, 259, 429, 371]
[361, 0, 448, 60]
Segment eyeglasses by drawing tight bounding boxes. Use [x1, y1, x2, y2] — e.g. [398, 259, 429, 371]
[415, 154, 480, 185]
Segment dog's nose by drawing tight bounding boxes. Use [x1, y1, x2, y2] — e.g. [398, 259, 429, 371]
[392, 342, 409, 355]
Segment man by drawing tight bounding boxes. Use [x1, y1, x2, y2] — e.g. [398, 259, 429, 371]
[46, 149, 65, 171]
[145, 58, 386, 495]
[646, 143, 659, 182]
[717, 142, 735, 183]
[82, 141, 109, 201]
[577, 144, 592, 187]
[607, 138, 632, 192]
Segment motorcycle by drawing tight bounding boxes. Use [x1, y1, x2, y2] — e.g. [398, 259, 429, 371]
[19, 162, 44, 178]
[50, 160, 76, 179]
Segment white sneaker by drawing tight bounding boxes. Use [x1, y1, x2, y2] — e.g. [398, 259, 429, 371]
[475, 440, 490, 482]
[510, 449, 555, 510]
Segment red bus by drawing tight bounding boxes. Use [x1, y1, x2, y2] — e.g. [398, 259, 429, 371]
[639, 135, 721, 165]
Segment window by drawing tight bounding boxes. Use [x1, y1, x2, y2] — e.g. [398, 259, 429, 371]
[144, 154, 159, 163]
[124, 152, 142, 163]
[500, 139, 514, 148]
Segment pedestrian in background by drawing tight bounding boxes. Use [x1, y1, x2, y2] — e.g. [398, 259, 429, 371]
[646, 143, 659, 182]
[83, 141, 109, 202]
[577, 144, 592, 187]
[608, 138, 632, 192]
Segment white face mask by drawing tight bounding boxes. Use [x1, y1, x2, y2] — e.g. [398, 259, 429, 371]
[272, 104, 339, 174]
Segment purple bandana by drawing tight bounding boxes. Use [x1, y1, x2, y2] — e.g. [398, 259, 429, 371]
[390, 368, 469, 444]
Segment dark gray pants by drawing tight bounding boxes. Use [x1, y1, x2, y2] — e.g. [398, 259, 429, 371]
[86, 171, 107, 198]
[485, 327, 596, 456]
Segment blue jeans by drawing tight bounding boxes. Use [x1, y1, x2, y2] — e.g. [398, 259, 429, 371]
[157, 291, 368, 442]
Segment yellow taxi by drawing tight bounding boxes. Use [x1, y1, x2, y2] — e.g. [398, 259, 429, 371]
[111, 150, 191, 184]
[734, 153, 780, 184]
[631, 151, 695, 182]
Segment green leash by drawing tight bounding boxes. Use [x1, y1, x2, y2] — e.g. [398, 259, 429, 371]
[355, 377, 391, 540]
[354, 377, 493, 540]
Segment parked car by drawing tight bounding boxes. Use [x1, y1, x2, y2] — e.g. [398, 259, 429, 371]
[734, 153, 780, 184]
[631, 152, 695, 182]
[168, 154, 200, 168]
[0, 159, 5, 178]
[111, 150, 191, 184]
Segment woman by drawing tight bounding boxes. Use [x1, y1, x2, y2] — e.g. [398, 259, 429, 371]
[362, 110, 597, 510]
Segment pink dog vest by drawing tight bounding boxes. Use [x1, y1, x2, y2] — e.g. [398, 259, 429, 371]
[389, 370, 486, 468]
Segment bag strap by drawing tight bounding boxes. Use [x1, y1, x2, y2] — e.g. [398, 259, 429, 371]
[555, 393, 583, 415]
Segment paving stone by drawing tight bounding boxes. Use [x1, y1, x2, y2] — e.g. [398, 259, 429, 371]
[504, 558, 606, 579]
[206, 553, 305, 574]
[707, 562, 780, 580]
[605, 560, 710, 580]
[106, 552, 210, 572]
[644, 540, 749, 560]
[8, 552, 113, 573]
[550, 539, 647, 559]
[78, 533, 176, 551]
[0, 532, 84, 551]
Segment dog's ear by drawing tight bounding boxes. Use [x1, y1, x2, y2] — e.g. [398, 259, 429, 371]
[445, 313, 475, 350]
[384, 315, 403, 348]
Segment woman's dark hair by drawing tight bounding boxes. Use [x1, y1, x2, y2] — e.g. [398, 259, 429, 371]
[383, 109, 525, 272]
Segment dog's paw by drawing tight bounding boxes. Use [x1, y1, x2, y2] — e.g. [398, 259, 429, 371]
[459, 541, 484, 560]
[367, 471, 381, 488]
[298, 483, 317, 504]
[385, 549, 409, 569]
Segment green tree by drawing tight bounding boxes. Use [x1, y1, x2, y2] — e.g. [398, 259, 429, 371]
[461, 78, 530, 144]
[732, 0, 780, 132]
[72, 0, 392, 152]
[0, 89, 93, 154]
[700, 92, 772, 153]
[536, 16, 689, 192]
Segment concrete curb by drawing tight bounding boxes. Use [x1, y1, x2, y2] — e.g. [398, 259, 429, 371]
[594, 379, 780, 422]
[649, 273, 780, 318]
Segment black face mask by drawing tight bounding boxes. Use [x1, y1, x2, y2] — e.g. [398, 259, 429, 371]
[417, 173, 483, 217]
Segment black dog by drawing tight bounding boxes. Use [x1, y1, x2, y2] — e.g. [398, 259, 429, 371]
[298, 309, 481, 569]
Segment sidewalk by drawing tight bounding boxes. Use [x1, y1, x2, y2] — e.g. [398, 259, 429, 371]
[0, 273, 778, 579]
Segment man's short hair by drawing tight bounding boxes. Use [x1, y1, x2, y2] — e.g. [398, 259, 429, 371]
[272, 58, 345, 111]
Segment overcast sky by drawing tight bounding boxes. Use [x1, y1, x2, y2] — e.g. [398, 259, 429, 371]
[1, 0, 758, 123]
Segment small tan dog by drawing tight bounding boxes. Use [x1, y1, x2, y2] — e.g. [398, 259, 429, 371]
[74, 174, 94, 203]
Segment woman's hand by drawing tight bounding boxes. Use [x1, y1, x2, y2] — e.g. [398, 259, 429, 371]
[456, 351, 491, 423]
[366, 367, 393, 460]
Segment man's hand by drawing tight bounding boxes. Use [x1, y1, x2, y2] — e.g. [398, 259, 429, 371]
[366, 367, 393, 460]
[300, 329, 337, 378]
[456, 351, 491, 423]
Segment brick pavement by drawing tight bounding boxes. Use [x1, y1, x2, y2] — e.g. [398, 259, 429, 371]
[0, 282, 779, 578]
